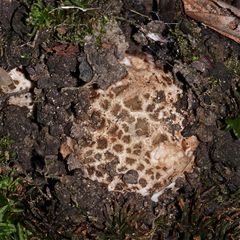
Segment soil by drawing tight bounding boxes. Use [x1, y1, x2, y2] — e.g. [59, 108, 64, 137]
[0, 0, 240, 239]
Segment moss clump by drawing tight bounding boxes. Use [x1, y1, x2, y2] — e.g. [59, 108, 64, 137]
[0, 136, 15, 164]
[226, 115, 240, 138]
[225, 56, 240, 77]
[170, 23, 200, 63]
[0, 137, 32, 239]
[21, 0, 110, 45]
[171, 26, 192, 61]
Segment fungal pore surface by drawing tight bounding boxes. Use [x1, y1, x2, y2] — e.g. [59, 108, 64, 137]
[61, 54, 198, 201]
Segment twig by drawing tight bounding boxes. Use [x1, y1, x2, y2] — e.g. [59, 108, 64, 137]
[129, 9, 152, 20]
[49, 5, 98, 13]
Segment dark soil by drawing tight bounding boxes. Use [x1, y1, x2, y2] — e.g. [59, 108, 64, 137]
[0, 0, 240, 239]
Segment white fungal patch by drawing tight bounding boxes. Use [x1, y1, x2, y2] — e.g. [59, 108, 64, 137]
[0, 67, 33, 111]
[61, 54, 198, 200]
[8, 68, 31, 93]
[8, 93, 33, 109]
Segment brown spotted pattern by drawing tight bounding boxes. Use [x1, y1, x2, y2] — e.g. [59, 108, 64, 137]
[62, 55, 198, 197]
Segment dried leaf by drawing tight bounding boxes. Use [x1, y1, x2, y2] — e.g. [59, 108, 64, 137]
[182, 0, 240, 43]
[0, 68, 13, 87]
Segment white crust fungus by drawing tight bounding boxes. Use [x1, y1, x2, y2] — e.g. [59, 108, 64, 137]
[0, 67, 33, 111]
[61, 54, 199, 201]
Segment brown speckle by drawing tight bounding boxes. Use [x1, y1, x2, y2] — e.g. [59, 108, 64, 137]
[145, 151, 150, 158]
[153, 182, 163, 189]
[143, 93, 150, 99]
[89, 89, 100, 100]
[106, 159, 119, 177]
[101, 99, 110, 110]
[96, 170, 103, 177]
[118, 166, 128, 172]
[146, 169, 153, 175]
[133, 143, 142, 149]
[162, 75, 173, 85]
[137, 164, 145, 171]
[108, 91, 114, 98]
[152, 133, 168, 146]
[154, 90, 166, 103]
[106, 176, 112, 182]
[85, 150, 93, 157]
[118, 109, 135, 123]
[110, 137, 117, 143]
[126, 157, 136, 165]
[83, 157, 95, 164]
[122, 123, 129, 132]
[97, 164, 105, 171]
[112, 83, 129, 96]
[123, 170, 139, 184]
[124, 96, 142, 111]
[146, 103, 155, 112]
[122, 135, 131, 144]
[133, 149, 141, 156]
[108, 124, 119, 135]
[117, 130, 123, 139]
[87, 167, 95, 176]
[94, 153, 102, 160]
[97, 137, 108, 149]
[126, 147, 131, 153]
[170, 113, 176, 121]
[144, 158, 150, 164]
[139, 178, 147, 187]
[113, 144, 124, 153]
[111, 103, 122, 116]
[156, 172, 161, 180]
[135, 118, 149, 136]
[13, 80, 19, 84]
[163, 166, 168, 171]
[91, 111, 105, 130]
[115, 183, 124, 190]
[8, 83, 16, 90]
[104, 151, 118, 161]
[149, 112, 159, 121]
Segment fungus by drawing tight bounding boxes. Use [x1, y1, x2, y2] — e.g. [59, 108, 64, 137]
[61, 54, 198, 201]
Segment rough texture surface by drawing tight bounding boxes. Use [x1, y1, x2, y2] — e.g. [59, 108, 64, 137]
[61, 54, 198, 198]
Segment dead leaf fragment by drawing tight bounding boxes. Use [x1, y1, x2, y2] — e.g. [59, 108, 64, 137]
[182, 0, 240, 43]
[0, 67, 13, 87]
[60, 137, 75, 159]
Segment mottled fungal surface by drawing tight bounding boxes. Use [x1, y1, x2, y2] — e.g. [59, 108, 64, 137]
[61, 54, 198, 199]
[0, 67, 32, 110]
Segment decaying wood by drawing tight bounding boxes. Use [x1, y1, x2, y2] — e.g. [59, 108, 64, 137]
[182, 0, 240, 44]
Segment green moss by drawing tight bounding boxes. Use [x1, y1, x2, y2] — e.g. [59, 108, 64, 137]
[225, 56, 240, 77]
[0, 137, 13, 150]
[170, 23, 200, 62]
[207, 75, 221, 87]
[226, 115, 240, 138]
[0, 137, 32, 239]
[0, 36, 6, 57]
[0, 136, 15, 164]
[0, 172, 32, 239]
[27, 0, 54, 30]
[171, 26, 192, 60]
[21, 0, 109, 46]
